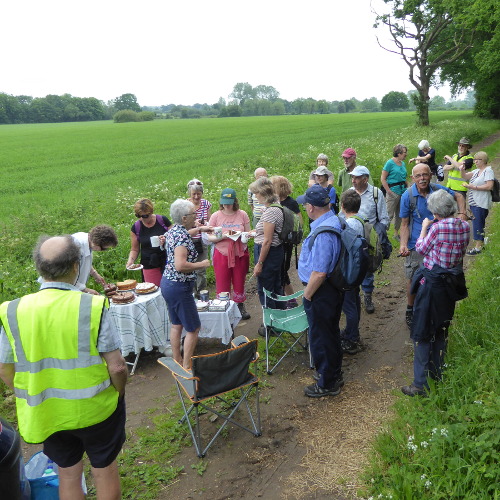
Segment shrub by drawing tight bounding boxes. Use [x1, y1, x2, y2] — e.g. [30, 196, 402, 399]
[138, 111, 155, 121]
[113, 109, 139, 123]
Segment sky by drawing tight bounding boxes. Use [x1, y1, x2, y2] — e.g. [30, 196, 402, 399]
[2, 0, 455, 107]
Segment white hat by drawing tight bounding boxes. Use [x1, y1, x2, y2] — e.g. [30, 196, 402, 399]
[348, 166, 370, 177]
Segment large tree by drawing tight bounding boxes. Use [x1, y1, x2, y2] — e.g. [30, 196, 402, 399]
[374, 0, 475, 125]
[381, 91, 409, 111]
[112, 93, 141, 112]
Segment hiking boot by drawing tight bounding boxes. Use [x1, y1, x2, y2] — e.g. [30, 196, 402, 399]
[237, 302, 251, 320]
[364, 293, 375, 314]
[341, 339, 362, 355]
[258, 324, 278, 337]
[405, 309, 413, 330]
[313, 371, 344, 387]
[466, 248, 482, 256]
[401, 384, 426, 397]
[304, 380, 342, 398]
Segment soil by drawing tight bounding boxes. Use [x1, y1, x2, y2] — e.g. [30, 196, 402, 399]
[21, 133, 500, 499]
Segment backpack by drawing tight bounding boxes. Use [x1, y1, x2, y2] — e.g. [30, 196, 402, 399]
[133, 215, 170, 241]
[270, 204, 303, 245]
[351, 215, 383, 273]
[491, 178, 500, 202]
[373, 187, 392, 259]
[308, 222, 370, 292]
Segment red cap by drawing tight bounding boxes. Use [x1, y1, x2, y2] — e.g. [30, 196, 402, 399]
[342, 148, 356, 158]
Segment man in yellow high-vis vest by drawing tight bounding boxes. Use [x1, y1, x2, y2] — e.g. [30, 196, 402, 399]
[444, 137, 475, 197]
[0, 235, 127, 500]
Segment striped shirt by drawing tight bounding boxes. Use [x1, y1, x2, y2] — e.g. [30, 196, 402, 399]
[415, 218, 470, 270]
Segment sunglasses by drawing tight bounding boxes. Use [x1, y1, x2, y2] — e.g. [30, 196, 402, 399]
[136, 214, 151, 219]
[188, 181, 203, 186]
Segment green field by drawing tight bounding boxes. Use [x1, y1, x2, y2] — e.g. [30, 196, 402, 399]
[1, 111, 499, 301]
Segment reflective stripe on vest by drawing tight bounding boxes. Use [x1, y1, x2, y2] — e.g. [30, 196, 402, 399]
[6, 294, 104, 374]
[447, 153, 473, 191]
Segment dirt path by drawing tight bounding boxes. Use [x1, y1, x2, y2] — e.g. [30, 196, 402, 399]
[21, 132, 500, 499]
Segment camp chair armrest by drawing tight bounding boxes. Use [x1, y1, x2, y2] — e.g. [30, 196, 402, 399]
[157, 357, 197, 380]
[232, 335, 250, 348]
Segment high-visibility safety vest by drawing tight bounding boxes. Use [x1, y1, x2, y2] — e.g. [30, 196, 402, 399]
[0, 289, 119, 443]
[446, 153, 474, 192]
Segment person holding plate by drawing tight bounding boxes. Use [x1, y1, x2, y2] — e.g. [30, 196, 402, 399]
[126, 198, 172, 286]
[207, 188, 251, 320]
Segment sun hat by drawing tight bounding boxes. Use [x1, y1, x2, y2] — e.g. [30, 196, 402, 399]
[296, 185, 330, 207]
[220, 188, 236, 204]
[342, 148, 357, 158]
[457, 137, 472, 146]
[313, 165, 329, 176]
[348, 166, 370, 177]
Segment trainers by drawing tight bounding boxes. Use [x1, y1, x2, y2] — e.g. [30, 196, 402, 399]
[304, 380, 342, 398]
[237, 302, 251, 320]
[466, 248, 481, 256]
[401, 384, 426, 397]
[364, 293, 375, 314]
[405, 309, 413, 330]
[341, 339, 362, 355]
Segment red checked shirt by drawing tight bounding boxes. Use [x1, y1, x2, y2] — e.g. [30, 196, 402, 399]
[415, 217, 470, 270]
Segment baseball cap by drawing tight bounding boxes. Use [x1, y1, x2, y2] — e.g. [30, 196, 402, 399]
[457, 137, 472, 146]
[313, 165, 329, 176]
[296, 185, 331, 207]
[342, 148, 357, 158]
[348, 166, 370, 177]
[220, 188, 236, 204]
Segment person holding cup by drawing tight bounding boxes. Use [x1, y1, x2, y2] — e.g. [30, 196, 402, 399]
[126, 198, 172, 286]
[208, 188, 252, 320]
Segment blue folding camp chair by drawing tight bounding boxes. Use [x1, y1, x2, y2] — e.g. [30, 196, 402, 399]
[261, 288, 312, 374]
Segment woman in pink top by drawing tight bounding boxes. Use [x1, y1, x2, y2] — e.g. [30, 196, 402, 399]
[208, 188, 251, 319]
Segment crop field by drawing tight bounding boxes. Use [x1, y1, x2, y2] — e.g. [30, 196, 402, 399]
[1, 111, 498, 301]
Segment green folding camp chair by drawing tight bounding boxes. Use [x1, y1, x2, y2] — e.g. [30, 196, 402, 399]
[262, 288, 311, 374]
[158, 336, 261, 457]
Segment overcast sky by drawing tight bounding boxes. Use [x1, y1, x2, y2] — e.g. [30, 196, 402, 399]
[2, 0, 455, 106]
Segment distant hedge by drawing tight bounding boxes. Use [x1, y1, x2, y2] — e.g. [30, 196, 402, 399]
[114, 110, 155, 123]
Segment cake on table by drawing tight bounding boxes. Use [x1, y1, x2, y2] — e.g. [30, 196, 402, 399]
[135, 282, 157, 294]
[116, 279, 137, 291]
[110, 291, 135, 304]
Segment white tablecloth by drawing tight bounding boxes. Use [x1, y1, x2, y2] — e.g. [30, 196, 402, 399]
[109, 289, 169, 356]
[183, 300, 242, 345]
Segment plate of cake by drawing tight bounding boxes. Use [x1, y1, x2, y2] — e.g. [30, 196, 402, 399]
[116, 279, 137, 291]
[110, 291, 136, 305]
[226, 230, 242, 241]
[126, 264, 143, 271]
[135, 282, 158, 295]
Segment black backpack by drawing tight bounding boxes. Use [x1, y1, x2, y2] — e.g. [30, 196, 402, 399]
[270, 204, 303, 245]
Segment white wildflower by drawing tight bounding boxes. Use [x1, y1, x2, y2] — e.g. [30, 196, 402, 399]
[440, 428, 448, 437]
[421, 474, 427, 480]
[474, 400, 483, 405]
[420, 441, 429, 448]
[425, 480, 432, 488]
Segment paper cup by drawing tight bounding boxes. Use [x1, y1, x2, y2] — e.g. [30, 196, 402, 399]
[241, 232, 249, 244]
[150, 235, 160, 247]
[214, 227, 223, 238]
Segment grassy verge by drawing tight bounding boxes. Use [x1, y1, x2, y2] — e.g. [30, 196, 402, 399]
[362, 151, 500, 498]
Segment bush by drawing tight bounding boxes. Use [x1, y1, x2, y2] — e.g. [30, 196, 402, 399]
[113, 109, 139, 123]
[138, 111, 155, 121]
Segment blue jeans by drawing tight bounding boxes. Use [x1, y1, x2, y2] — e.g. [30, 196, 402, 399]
[254, 244, 284, 309]
[304, 280, 343, 390]
[413, 331, 447, 389]
[470, 205, 489, 241]
[361, 272, 374, 294]
[342, 287, 361, 342]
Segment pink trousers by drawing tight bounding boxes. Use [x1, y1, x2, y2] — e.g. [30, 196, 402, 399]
[212, 249, 249, 303]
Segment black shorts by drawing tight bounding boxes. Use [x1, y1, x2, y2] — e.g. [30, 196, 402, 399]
[43, 397, 126, 469]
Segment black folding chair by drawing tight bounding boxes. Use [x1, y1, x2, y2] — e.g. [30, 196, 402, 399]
[158, 336, 261, 457]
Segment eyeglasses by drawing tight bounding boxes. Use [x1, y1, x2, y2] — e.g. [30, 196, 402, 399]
[413, 173, 430, 179]
[136, 213, 151, 219]
[184, 212, 197, 217]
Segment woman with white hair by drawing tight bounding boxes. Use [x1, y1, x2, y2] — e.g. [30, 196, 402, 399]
[186, 178, 212, 296]
[409, 140, 440, 180]
[160, 199, 212, 369]
[460, 151, 495, 255]
[381, 143, 408, 240]
[401, 189, 469, 397]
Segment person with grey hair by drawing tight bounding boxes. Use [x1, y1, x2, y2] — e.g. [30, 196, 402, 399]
[401, 189, 469, 396]
[409, 140, 439, 180]
[381, 144, 408, 241]
[399, 163, 467, 330]
[186, 178, 212, 296]
[0, 235, 128, 499]
[160, 199, 212, 369]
